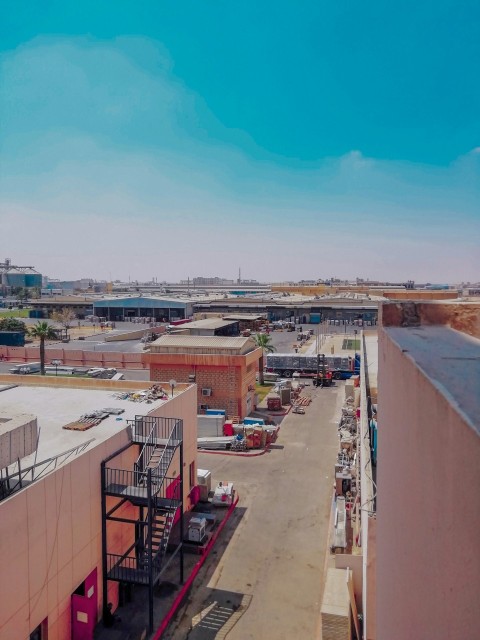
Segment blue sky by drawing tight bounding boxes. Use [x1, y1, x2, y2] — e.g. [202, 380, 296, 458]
[1, 0, 479, 282]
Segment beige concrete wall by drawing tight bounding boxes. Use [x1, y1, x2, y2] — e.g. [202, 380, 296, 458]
[0, 387, 197, 639]
[104, 326, 165, 342]
[0, 374, 190, 393]
[377, 329, 480, 639]
[0, 346, 148, 368]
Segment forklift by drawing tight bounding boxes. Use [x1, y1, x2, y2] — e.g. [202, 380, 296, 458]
[312, 354, 333, 387]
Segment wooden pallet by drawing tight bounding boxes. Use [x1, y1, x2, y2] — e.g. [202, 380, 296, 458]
[63, 419, 101, 431]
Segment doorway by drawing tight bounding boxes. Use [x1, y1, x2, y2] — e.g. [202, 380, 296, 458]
[71, 568, 98, 640]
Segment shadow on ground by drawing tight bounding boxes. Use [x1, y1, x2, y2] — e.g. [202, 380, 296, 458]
[94, 506, 246, 640]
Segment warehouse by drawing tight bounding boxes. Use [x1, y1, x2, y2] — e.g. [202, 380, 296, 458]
[93, 295, 194, 322]
[176, 318, 240, 337]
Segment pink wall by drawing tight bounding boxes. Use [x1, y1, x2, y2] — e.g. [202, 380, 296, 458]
[377, 331, 480, 639]
[0, 386, 197, 639]
[150, 385, 198, 509]
[0, 429, 131, 639]
[0, 346, 147, 369]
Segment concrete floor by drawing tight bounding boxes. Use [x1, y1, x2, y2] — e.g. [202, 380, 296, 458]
[165, 381, 343, 640]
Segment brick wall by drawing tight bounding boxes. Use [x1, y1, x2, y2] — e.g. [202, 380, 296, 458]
[150, 363, 253, 417]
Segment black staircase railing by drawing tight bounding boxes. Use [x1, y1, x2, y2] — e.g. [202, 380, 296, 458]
[130, 415, 182, 446]
[101, 415, 185, 633]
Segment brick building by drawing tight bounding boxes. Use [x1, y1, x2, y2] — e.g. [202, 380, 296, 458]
[144, 335, 262, 418]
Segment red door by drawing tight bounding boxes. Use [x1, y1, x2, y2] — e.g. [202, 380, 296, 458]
[71, 568, 98, 640]
[166, 477, 181, 526]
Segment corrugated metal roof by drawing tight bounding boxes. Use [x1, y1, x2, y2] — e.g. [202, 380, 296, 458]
[150, 335, 254, 352]
[223, 314, 265, 321]
[181, 318, 237, 329]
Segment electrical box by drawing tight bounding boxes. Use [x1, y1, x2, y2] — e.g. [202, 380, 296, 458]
[187, 517, 206, 543]
[196, 468, 212, 501]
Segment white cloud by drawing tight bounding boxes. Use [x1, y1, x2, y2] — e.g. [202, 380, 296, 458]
[1, 37, 479, 282]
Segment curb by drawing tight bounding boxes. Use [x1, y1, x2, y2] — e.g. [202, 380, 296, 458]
[152, 495, 240, 640]
[214, 594, 253, 639]
[199, 445, 271, 458]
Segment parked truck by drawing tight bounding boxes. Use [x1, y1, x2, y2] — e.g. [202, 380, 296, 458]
[266, 353, 360, 380]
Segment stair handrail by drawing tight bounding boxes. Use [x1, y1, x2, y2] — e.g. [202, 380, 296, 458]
[146, 419, 183, 485]
[134, 417, 182, 473]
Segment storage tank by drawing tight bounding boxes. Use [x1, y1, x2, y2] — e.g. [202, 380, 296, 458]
[24, 269, 42, 288]
[4, 269, 27, 288]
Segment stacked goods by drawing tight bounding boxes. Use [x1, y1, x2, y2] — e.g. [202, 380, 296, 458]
[111, 384, 168, 403]
[197, 422, 279, 451]
[63, 407, 125, 431]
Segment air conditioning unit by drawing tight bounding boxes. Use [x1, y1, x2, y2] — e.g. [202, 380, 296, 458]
[201, 388, 212, 397]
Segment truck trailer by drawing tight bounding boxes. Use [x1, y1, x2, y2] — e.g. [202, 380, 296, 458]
[266, 353, 360, 380]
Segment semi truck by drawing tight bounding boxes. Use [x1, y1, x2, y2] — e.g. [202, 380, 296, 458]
[266, 353, 360, 380]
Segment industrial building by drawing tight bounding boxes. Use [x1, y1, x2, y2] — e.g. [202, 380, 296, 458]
[173, 318, 240, 337]
[324, 300, 480, 640]
[93, 296, 196, 322]
[374, 301, 480, 640]
[0, 258, 42, 293]
[145, 335, 262, 418]
[193, 294, 380, 324]
[91, 293, 380, 325]
[0, 376, 198, 639]
[28, 296, 95, 319]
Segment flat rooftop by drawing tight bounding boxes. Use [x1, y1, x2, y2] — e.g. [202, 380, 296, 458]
[0, 383, 188, 467]
[150, 335, 256, 354]
[385, 326, 480, 435]
[223, 314, 265, 321]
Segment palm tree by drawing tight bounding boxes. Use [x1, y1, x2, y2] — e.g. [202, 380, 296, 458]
[29, 321, 58, 375]
[253, 332, 276, 385]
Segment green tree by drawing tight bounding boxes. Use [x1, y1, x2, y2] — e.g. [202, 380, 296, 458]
[29, 321, 58, 375]
[253, 333, 276, 385]
[0, 318, 28, 333]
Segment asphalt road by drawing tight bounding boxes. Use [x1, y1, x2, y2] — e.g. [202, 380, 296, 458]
[268, 322, 363, 354]
[166, 381, 344, 640]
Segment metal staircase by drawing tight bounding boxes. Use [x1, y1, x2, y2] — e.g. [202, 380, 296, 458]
[101, 415, 184, 632]
[141, 501, 179, 573]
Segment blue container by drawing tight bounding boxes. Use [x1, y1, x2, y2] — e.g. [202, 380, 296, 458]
[244, 417, 265, 425]
[0, 331, 25, 347]
[205, 409, 226, 416]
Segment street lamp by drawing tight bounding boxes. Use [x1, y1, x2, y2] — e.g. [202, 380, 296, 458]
[169, 379, 177, 398]
[51, 359, 62, 376]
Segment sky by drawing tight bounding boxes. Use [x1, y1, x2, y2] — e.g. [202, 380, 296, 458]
[1, 0, 479, 283]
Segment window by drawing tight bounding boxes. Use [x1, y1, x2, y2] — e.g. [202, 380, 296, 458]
[30, 619, 48, 640]
[189, 461, 196, 488]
